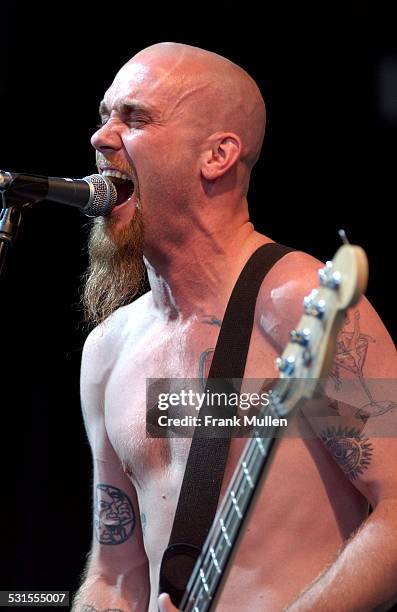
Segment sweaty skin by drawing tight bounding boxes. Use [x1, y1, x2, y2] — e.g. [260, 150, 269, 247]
[73, 43, 397, 612]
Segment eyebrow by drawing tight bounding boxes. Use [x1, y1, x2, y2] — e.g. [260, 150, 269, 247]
[99, 97, 154, 118]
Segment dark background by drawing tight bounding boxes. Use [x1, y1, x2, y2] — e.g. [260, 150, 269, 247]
[1, 3, 396, 606]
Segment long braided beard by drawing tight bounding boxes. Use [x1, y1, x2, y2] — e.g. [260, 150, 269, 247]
[81, 208, 145, 328]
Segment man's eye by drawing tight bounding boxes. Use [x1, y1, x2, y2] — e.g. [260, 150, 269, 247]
[126, 117, 147, 126]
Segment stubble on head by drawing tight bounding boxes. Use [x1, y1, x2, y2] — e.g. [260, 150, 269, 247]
[81, 208, 145, 328]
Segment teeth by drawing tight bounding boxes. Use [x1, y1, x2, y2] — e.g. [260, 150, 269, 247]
[102, 169, 132, 181]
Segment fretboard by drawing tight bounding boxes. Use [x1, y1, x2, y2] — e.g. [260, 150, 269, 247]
[180, 391, 287, 611]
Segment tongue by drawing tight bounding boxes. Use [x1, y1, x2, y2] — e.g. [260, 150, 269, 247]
[109, 177, 134, 206]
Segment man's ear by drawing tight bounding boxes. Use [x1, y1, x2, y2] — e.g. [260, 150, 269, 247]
[200, 132, 242, 180]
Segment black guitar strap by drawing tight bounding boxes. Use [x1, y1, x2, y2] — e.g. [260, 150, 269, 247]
[159, 242, 295, 606]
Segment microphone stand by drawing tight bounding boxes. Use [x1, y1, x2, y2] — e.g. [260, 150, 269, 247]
[0, 190, 31, 277]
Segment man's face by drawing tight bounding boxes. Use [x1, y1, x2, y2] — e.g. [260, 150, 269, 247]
[82, 56, 202, 326]
[92, 58, 202, 234]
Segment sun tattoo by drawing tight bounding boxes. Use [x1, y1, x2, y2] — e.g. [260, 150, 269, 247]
[320, 426, 373, 481]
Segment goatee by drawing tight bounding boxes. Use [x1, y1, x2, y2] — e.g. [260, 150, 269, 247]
[81, 207, 145, 328]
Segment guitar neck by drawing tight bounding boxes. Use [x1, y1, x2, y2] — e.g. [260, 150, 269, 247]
[177, 244, 368, 611]
[180, 396, 285, 611]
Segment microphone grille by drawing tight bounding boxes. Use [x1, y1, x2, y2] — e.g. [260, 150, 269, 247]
[82, 174, 117, 216]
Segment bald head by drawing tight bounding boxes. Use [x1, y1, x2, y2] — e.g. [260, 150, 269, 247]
[117, 42, 266, 170]
[87, 44, 266, 324]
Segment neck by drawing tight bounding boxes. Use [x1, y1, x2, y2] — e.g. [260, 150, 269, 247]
[143, 203, 271, 321]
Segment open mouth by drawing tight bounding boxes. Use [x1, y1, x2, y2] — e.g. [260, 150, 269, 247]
[101, 169, 135, 207]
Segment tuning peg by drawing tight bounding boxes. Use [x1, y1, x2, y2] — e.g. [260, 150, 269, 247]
[290, 327, 311, 346]
[318, 261, 341, 289]
[275, 355, 295, 375]
[303, 290, 326, 318]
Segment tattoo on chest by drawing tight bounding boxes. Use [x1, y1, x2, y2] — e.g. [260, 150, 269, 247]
[198, 314, 222, 388]
[94, 484, 135, 545]
[198, 348, 215, 388]
[201, 315, 222, 327]
[320, 426, 374, 480]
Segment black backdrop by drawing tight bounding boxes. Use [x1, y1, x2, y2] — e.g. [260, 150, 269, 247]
[1, 4, 396, 604]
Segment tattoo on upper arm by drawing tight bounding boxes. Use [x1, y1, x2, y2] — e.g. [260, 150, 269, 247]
[329, 310, 396, 419]
[94, 484, 135, 545]
[330, 310, 375, 388]
[198, 314, 222, 388]
[320, 426, 374, 480]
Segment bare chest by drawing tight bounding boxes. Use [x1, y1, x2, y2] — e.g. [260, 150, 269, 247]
[103, 316, 279, 488]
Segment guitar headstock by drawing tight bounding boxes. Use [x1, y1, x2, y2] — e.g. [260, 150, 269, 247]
[273, 244, 368, 413]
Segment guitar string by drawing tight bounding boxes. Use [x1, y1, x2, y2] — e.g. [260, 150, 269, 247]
[184, 433, 273, 611]
[184, 396, 281, 609]
[190, 393, 281, 588]
[183, 395, 282, 610]
[186, 432, 260, 606]
[184, 438, 259, 609]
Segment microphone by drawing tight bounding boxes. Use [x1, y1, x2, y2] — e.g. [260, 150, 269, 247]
[0, 170, 117, 217]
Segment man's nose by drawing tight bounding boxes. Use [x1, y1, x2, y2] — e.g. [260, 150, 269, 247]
[91, 119, 123, 153]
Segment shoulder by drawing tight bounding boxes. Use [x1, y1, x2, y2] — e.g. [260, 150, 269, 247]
[81, 291, 154, 399]
[82, 291, 153, 359]
[255, 249, 321, 351]
[255, 246, 397, 505]
[256, 248, 396, 376]
[80, 291, 154, 434]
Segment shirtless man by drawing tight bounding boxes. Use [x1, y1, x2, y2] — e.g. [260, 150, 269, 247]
[72, 43, 397, 611]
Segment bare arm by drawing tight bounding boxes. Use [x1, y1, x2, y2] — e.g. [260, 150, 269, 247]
[284, 499, 397, 612]
[72, 327, 150, 612]
[159, 251, 397, 612]
[261, 251, 397, 611]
